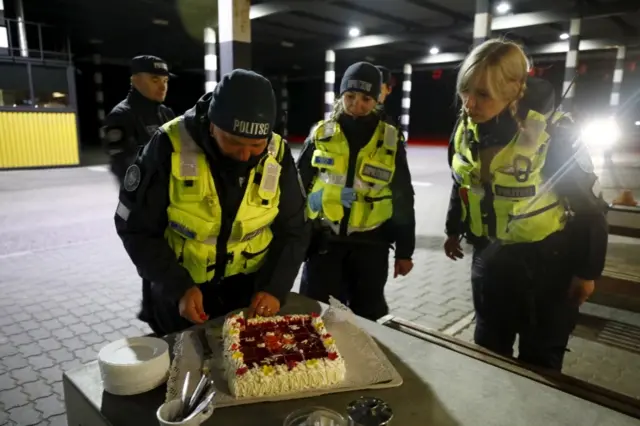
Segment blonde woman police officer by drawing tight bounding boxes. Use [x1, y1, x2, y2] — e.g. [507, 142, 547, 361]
[444, 39, 608, 370]
[297, 62, 416, 321]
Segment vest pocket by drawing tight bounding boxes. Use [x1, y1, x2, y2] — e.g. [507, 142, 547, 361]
[239, 232, 271, 273]
[349, 195, 393, 231]
[170, 153, 206, 202]
[182, 239, 215, 284]
[166, 206, 214, 241]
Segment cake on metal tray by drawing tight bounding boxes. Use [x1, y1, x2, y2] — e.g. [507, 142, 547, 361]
[222, 311, 346, 398]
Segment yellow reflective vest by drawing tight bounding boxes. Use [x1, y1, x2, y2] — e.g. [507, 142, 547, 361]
[307, 119, 397, 235]
[162, 117, 284, 284]
[451, 110, 568, 243]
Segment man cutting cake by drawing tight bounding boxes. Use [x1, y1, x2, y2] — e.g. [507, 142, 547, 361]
[114, 69, 310, 336]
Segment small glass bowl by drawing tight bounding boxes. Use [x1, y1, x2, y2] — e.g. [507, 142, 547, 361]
[283, 406, 348, 426]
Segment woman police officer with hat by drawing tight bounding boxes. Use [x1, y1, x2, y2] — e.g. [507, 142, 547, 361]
[297, 62, 416, 321]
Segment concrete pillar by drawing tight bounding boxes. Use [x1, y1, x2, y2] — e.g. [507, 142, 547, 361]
[280, 75, 288, 138]
[14, 0, 28, 57]
[324, 50, 336, 121]
[204, 26, 218, 92]
[218, 0, 251, 75]
[401, 64, 412, 142]
[609, 46, 626, 112]
[93, 54, 105, 137]
[562, 18, 581, 112]
[473, 0, 492, 47]
[0, 0, 8, 55]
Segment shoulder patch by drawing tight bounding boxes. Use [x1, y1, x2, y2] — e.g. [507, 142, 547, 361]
[106, 128, 123, 143]
[123, 164, 142, 192]
[573, 144, 595, 174]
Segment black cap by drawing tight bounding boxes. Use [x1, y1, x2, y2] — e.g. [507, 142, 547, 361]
[340, 62, 381, 100]
[130, 55, 174, 77]
[208, 69, 276, 139]
[376, 65, 393, 86]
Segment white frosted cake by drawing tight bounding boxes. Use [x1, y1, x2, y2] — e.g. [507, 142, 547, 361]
[222, 311, 346, 398]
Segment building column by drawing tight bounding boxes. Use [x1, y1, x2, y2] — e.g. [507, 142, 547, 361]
[473, 0, 492, 47]
[562, 18, 581, 112]
[93, 54, 105, 137]
[324, 50, 336, 121]
[280, 75, 288, 138]
[0, 0, 8, 56]
[204, 26, 218, 92]
[609, 46, 626, 113]
[14, 0, 28, 57]
[218, 0, 251, 76]
[401, 64, 412, 142]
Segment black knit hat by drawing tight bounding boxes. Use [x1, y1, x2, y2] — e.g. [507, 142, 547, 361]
[340, 62, 381, 100]
[208, 69, 276, 139]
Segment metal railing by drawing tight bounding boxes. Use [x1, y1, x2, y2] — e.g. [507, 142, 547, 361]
[0, 16, 72, 64]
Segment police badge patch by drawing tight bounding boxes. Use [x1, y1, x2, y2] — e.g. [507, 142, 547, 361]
[123, 164, 141, 192]
[106, 128, 123, 143]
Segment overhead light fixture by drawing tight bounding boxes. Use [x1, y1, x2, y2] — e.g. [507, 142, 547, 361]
[348, 27, 361, 38]
[52, 92, 66, 98]
[559, 33, 570, 40]
[496, 2, 511, 14]
[152, 19, 169, 26]
[635, 120, 640, 126]
[429, 46, 440, 55]
[365, 55, 375, 61]
[281, 41, 294, 48]
[89, 39, 102, 45]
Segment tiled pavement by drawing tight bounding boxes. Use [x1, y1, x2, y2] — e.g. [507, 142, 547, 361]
[0, 147, 638, 425]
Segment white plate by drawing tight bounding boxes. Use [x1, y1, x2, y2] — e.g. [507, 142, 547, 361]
[99, 337, 169, 367]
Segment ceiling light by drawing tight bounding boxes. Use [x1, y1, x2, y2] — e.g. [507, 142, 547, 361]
[89, 39, 102, 45]
[559, 33, 570, 40]
[152, 19, 169, 26]
[635, 121, 640, 126]
[496, 2, 511, 14]
[348, 27, 361, 38]
[365, 55, 375, 61]
[281, 41, 294, 48]
[429, 46, 440, 55]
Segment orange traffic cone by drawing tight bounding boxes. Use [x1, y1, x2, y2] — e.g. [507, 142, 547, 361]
[612, 189, 638, 207]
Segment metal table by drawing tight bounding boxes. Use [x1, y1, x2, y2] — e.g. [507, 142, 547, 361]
[63, 293, 640, 426]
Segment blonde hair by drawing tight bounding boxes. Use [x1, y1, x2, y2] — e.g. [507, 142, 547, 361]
[329, 97, 345, 121]
[457, 38, 530, 132]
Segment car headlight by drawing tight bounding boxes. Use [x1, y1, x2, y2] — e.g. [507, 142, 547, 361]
[580, 117, 620, 150]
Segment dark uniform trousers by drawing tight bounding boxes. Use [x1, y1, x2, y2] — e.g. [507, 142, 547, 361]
[146, 273, 256, 336]
[300, 241, 390, 321]
[470, 232, 579, 371]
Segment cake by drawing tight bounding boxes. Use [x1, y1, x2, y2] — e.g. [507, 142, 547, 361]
[222, 312, 346, 398]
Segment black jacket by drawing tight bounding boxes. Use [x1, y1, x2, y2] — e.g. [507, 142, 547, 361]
[297, 113, 415, 259]
[114, 92, 310, 305]
[445, 77, 608, 280]
[375, 104, 406, 147]
[101, 88, 176, 183]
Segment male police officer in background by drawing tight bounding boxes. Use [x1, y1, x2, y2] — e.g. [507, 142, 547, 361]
[375, 65, 398, 127]
[114, 69, 309, 335]
[102, 55, 176, 185]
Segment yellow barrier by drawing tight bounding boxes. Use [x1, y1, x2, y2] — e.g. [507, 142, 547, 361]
[0, 110, 80, 169]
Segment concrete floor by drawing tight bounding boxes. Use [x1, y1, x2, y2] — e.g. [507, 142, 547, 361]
[0, 146, 639, 425]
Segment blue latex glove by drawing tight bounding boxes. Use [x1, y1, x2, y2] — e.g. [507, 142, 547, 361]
[308, 189, 323, 213]
[341, 187, 356, 208]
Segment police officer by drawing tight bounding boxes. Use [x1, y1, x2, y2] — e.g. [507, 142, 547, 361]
[114, 69, 310, 335]
[297, 62, 416, 321]
[102, 55, 176, 185]
[375, 65, 399, 127]
[444, 39, 608, 371]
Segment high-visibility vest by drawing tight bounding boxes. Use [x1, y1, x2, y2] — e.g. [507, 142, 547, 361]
[307, 119, 397, 235]
[162, 117, 284, 283]
[451, 110, 568, 243]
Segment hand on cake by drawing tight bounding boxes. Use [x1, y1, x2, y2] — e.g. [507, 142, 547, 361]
[179, 286, 209, 324]
[248, 291, 280, 317]
[394, 258, 413, 278]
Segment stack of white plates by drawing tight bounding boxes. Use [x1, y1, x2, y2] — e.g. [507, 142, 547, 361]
[98, 336, 170, 396]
